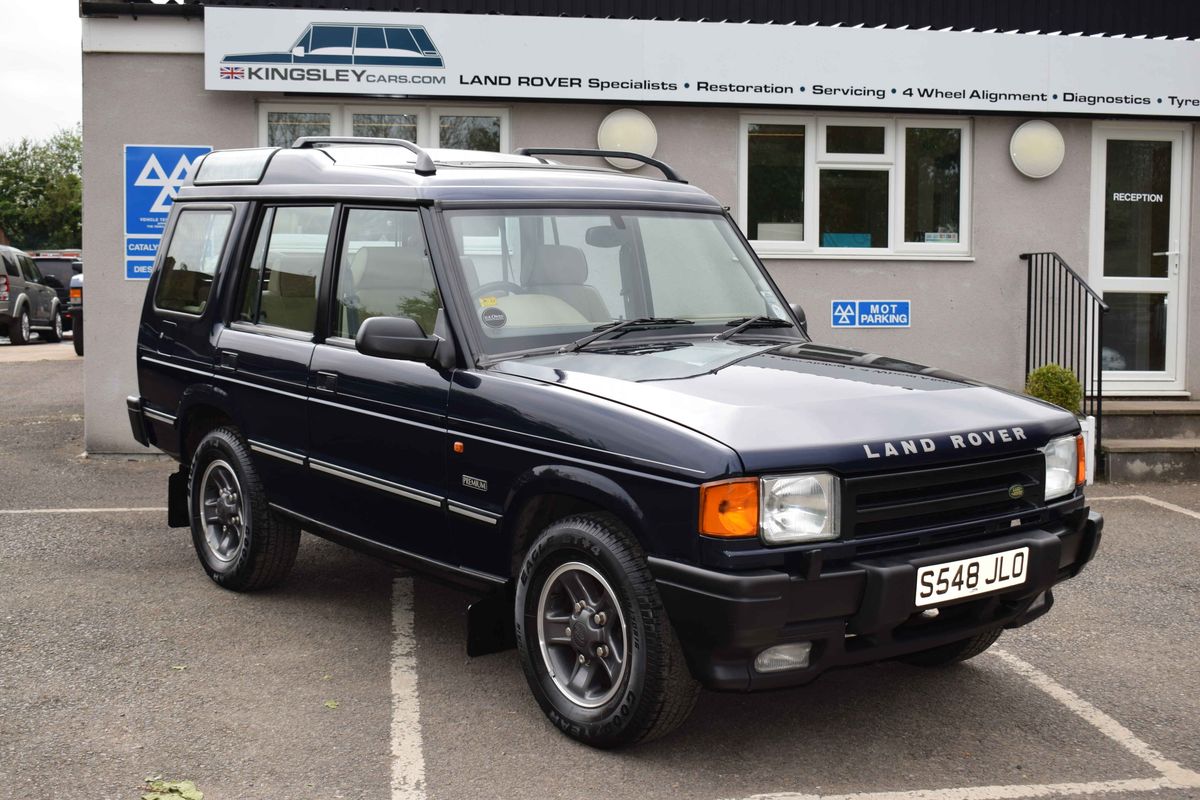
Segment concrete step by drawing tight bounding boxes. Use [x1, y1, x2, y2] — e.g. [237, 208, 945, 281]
[1101, 400, 1200, 439]
[1102, 438, 1200, 482]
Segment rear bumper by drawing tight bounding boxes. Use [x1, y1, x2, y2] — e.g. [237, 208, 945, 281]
[651, 510, 1102, 691]
[126, 395, 150, 447]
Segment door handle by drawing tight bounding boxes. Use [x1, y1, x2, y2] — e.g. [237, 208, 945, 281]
[314, 371, 338, 393]
[1152, 251, 1179, 257]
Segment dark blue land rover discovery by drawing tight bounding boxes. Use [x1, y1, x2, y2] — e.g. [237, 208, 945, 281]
[128, 139, 1102, 748]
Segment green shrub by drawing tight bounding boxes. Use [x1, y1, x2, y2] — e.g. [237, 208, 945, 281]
[1025, 364, 1083, 414]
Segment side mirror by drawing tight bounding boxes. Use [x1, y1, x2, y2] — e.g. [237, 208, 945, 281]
[292, 46, 306, 57]
[72, 261, 82, 274]
[790, 302, 809, 336]
[355, 316, 439, 362]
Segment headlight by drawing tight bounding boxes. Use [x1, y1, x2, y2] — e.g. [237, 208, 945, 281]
[1042, 434, 1083, 501]
[760, 472, 840, 545]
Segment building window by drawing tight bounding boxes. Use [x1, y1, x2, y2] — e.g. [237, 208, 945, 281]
[438, 114, 501, 151]
[740, 115, 970, 257]
[352, 112, 419, 141]
[259, 104, 509, 153]
[266, 110, 333, 148]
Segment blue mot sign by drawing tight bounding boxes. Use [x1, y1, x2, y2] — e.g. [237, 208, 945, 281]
[124, 144, 211, 280]
[831, 300, 912, 329]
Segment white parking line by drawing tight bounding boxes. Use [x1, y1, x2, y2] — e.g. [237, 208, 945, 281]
[739, 777, 1174, 800]
[0, 507, 168, 514]
[391, 575, 427, 800]
[736, 650, 1200, 800]
[991, 649, 1200, 787]
[1090, 494, 1200, 521]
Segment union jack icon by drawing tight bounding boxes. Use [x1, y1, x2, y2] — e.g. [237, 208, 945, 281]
[220, 66, 245, 79]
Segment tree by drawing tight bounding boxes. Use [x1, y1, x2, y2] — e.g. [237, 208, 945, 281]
[0, 125, 82, 251]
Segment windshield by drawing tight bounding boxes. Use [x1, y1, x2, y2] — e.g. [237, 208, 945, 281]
[444, 209, 795, 356]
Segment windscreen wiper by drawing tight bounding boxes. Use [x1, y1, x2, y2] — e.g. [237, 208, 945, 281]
[559, 317, 694, 354]
[712, 315, 794, 341]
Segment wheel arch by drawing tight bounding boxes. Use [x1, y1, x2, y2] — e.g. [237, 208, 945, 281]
[503, 464, 651, 577]
[177, 385, 237, 464]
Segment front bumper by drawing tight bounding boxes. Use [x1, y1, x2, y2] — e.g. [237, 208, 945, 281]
[651, 510, 1102, 691]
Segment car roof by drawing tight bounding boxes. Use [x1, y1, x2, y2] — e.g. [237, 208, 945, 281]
[178, 143, 723, 210]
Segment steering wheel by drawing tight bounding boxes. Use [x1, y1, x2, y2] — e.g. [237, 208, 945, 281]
[473, 281, 525, 300]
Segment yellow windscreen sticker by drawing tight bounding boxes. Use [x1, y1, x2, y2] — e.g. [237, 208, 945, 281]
[479, 296, 498, 307]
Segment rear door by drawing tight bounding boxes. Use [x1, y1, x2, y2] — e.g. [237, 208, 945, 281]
[305, 205, 453, 561]
[215, 204, 334, 513]
[19, 256, 52, 322]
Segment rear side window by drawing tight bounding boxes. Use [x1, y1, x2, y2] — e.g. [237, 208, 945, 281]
[334, 208, 440, 338]
[3, 254, 17, 277]
[239, 205, 334, 333]
[20, 256, 42, 283]
[155, 208, 233, 314]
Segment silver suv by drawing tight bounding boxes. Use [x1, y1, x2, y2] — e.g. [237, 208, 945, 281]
[1, 245, 64, 345]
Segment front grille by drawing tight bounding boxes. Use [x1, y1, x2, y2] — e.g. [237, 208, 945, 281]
[842, 453, 1044, 540]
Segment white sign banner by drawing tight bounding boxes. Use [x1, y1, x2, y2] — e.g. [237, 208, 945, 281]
[204, 8, 1200, 117]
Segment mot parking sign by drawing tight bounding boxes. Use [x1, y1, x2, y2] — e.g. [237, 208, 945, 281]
[831, 300, 912, 328]
[124, 144, 211, 279]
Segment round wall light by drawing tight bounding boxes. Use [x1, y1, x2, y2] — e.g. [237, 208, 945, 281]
[1010, 120, 1066, 179]
[597, 108, 658, 171]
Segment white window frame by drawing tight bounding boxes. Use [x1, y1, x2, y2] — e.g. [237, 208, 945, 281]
[258, 102, 510, 152]
[739, 113, 972, 260]
[737, 115, 817, 258]
[818, 118, 894, 163]
[894, 118, 972, 257]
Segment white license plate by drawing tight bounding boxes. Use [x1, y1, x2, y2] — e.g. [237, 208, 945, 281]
[915, 546, 1029, 607]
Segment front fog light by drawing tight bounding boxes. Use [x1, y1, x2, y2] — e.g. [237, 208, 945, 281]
[1042, 434, 1080, 501]
[754, 642, 812, 673]
[760, 472, 839, 545]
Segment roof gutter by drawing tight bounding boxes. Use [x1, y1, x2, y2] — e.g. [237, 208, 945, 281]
[81, 1, 201, 19]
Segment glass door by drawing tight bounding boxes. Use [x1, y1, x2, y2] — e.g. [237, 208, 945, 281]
[1090, 125, 1190, 392]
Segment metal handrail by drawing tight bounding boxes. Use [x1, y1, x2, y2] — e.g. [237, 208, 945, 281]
[1020, 252, 1110, 471]
[1019, 251, 1109, 310]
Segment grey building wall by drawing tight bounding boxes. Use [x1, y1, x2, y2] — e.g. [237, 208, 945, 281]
[81, 54, 1196, 451]
[82, 53, 255, 452]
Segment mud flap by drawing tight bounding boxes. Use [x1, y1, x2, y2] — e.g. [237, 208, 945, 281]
[167, 468, 190, 528]
[466, 583, 516, 657]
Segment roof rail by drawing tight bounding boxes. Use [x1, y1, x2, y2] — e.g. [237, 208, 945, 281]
[291, 136, 437, 176]
[514, 148, 686, 183]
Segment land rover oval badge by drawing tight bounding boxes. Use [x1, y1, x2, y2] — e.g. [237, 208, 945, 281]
[1008, 484, 1025, 499]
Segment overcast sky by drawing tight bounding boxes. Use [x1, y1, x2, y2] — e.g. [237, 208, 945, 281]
[0, 0, 84, 145]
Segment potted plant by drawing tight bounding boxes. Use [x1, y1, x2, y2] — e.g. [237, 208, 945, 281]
[1025, 363, 1093, 484]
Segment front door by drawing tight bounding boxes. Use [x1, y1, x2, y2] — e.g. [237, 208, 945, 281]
[1090, 124, 1192, 393]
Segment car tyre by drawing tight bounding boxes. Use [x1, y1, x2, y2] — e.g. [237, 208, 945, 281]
[72, 315, 83, 356]
[44, 308, 63, 343]
[515, 512, 699, 748]
[899, 626, 1003, 667]
[188, 426, 300, 591]
[9, 308, 30, 345]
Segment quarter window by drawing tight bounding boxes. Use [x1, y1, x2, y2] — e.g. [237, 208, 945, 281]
[741, 116, 970, 256]
[240, 206, 334, 333]
[333, 208, 441, 338]
[154, 208, 233, 315]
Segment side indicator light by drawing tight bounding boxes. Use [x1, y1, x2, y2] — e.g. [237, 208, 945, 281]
[699, 478, 759, 538]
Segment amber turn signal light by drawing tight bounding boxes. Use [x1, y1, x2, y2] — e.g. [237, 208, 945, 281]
[1076, 434, 1087, 486]
[699, 478, 759, 538]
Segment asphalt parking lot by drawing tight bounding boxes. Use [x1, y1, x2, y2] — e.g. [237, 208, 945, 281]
[1, 354, 1198, 800]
